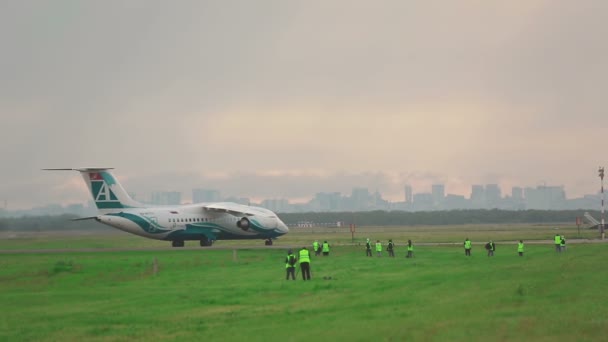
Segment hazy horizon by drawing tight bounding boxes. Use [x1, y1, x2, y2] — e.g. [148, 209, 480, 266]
[1, 1, 607, 210]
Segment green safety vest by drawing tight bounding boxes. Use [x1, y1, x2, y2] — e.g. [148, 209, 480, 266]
[299, 249, 310, 263]
[286, 254, 296, 268]
[518, 243, 524, 252]
[376, 242, 382, 252]
[489, 242, 495, 251]
[560, 237, 565, 247]
[322, 242, 329, 252]
[554, 235, 561, 244]
[464, 240, 472, 249]
[407, 244, 413, 251]
[313, 241, 319, 251]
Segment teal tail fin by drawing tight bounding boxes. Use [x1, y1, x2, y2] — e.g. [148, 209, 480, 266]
[44, 168, 143, 211]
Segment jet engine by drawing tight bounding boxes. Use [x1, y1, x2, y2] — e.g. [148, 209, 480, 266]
[237, 217, 250, 231]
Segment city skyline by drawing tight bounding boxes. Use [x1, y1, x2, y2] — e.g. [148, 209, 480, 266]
[2, 178, 604, 217]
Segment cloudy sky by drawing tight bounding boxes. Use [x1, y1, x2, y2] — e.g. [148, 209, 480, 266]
[1, 0, 607, 209]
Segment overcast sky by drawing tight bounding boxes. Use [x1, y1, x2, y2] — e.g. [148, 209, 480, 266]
[1, 1, 607, 209]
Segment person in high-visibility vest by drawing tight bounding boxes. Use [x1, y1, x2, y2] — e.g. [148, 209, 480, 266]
[406, 240, 414, 258]
[313, 240, 320, 256]
[560, 235, 566, 252]
[518, 240, 524, 257]
[387, 239, 395, 257]
[554, 234, 562, 253]
[365, 238, 372, 257]
[464, 238, 472, 256]
[299, 247, 311, 280]
[375, 240, 382, 257]
[485, 240, 495, 257]
[285, 249, 297, 280]
[322, 241, 330, 256]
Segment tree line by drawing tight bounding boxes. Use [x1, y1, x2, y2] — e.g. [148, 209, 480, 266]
[0, 209, 600, 231]
[279, 209, 599, 227]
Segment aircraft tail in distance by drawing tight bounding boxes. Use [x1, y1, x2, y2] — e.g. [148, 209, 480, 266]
[43, 168, 143, 211]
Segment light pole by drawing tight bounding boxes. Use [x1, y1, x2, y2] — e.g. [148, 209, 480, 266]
[600, 167, 605, 240]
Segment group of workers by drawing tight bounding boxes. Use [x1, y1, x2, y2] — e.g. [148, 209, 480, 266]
[365, 238, 414, 258]
[285, 235, 568, 280]
[285, 240, 330, 280]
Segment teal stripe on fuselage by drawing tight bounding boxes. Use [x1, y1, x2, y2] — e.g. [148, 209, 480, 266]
[107, 213, 170, 234]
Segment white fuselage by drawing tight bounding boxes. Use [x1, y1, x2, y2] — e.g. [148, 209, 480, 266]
[96, 203, 289, 241]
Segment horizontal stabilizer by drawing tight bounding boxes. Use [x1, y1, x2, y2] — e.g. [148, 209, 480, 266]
[71, 216, 99, 221]
[43, 168, 115, 171]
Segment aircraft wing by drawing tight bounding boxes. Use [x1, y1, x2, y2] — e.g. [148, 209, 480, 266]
[202, 202, 256, 217]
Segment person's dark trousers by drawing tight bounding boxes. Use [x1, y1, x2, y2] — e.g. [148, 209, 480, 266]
[366, 249, 372, 257]
[388, 250, 394, 257]
[300, 262, 311, 280]
[323, 252, 328, 256]
[465, 249, 471, 256]
[286, 267, 295, 280]
[315, 250, 320, 256]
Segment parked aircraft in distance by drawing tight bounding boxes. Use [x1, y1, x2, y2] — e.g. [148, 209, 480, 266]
[44, 168, 289, 247]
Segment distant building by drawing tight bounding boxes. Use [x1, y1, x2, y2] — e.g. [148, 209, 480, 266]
[404, 185, 413, 203]
[261, 198, 290, 213]
[471, 185, 485, 208]
[351, 188, 371, 211]
[485, 184, 501, 209]
[151, 191, 181, 205]
[432, 184, 445, 208]
[524, 185, 565, 210]
[192, 189, 221, 203]
[413, 193, 433, 210]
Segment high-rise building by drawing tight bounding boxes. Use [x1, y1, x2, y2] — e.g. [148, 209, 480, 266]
[351, 187, 370, 210]
[431, 184, 445, 207]
[192, 189, 221, 203]
[404, 185, 413, 203]
[471, 185, 485, 208]
[485, 184, 501, 208]
[512, 187, 523, 200]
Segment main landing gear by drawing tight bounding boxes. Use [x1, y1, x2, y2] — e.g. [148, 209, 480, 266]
[264, 238, 273, 246]
[172, 240, 184, 247]
[200, 239, 214, 247]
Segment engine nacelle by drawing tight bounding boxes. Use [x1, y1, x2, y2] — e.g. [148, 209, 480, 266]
[237, 217, 250, 231]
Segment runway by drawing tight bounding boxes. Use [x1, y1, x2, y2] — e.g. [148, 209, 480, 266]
[0, 239, 604, 254]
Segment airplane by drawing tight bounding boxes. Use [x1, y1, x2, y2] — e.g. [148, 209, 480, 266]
[44, 168, 289, 247]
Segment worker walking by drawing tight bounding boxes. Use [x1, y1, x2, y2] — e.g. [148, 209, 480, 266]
[375, 240, 382, 257]
[464, 238, 472, 256]
[322, 240, 330, 256]
[560, 235, 566, 252]
[313, 240, 320, 256]
[406, 240, 414, 258]
[365, 238, 372, 257]
[387, 239, 395, 257]
[285, 249, 297, 280]
[518, 240, 525, 257]
[299, 247, 311, 280]
[554, 234, 562, 253]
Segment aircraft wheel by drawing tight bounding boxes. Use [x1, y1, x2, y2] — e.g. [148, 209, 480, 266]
[172, 240, 184, 247]
[200, 239, 213, 247]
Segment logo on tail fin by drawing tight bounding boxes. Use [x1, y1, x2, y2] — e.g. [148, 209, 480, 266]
[90, 172, 124, 209]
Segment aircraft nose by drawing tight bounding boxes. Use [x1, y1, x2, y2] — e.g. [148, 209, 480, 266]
[278, 220, 289, 234]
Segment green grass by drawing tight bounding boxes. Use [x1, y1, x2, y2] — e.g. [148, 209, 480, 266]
[1, 236, 607, 341]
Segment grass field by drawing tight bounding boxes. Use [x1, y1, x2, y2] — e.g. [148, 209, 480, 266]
[1, 226, 607, 341]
